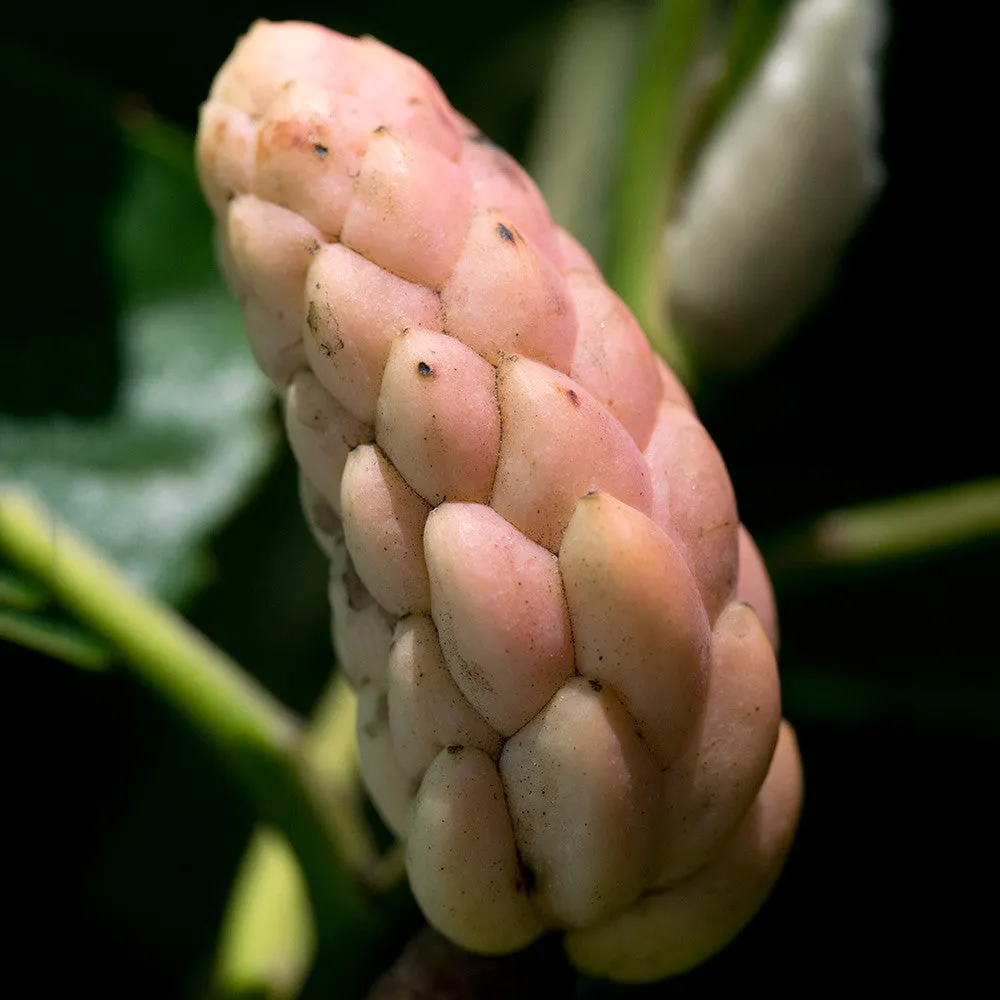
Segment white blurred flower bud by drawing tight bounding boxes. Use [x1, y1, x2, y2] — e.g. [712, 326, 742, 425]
[664, 0, 887, 369]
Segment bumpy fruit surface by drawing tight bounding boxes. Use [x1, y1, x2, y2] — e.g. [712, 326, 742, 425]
[197, 20, 803, 982]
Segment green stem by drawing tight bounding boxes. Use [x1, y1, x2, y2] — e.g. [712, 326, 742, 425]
[303, 674, 388, 885]
[0, 489, 376, 962]
[0, 608, 112, 671]
[672, 0, 790, 186]
[0, 568, 47, 611]
[714, 0, 790, 119]
[607, 0, 713, 385]
[764, 478, 1000, 580]
[212, 825, 315, 1000]
[213, 675, 407, 1000]
[527, 0, 642, 269]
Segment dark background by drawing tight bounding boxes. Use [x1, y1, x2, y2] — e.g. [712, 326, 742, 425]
[4, 1, 997, 996]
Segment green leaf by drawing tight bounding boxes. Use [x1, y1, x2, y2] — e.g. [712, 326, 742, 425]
[114, 110, 221, 306]
[0, 96, 278, 605]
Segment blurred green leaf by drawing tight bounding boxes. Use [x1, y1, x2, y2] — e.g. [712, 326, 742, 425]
[0, 106, 278, 604]
[115, 109, 220, 304]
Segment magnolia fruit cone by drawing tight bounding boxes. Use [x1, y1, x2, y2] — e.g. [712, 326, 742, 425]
[197, 20, 803, 982]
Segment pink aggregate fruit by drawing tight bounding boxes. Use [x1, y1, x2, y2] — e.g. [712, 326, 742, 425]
[197, 19, 803, 982]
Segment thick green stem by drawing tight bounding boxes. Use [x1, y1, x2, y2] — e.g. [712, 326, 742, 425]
[0, 490, 297, 748]
[213, 674, 407, 1000]
[607, 0, 713, 384]
[672, 0, 790, 186]
[527, 0, 642, 269]
[212, 826, 315, 1000]
[0, 489, 376, 964]
[713, 0, 790, 120]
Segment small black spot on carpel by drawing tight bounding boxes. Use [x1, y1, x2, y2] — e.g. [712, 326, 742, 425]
[306, 239, 321, 255]
[313, 143, 328, 159]
[567, 388, 580, 406]
[496, 222, 516, 244]
[374, 124, 387, 134]
[318, 341, 333, 358]
[417, 361, 433, 377]
[588, 678, 603, 692]
[446, 744, 464, 755]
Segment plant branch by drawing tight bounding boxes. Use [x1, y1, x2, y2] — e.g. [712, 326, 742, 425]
[607, 0, 713, 384]
[763, 477, 1000, 580]
[213, 674, 407, 1000]
[0, 608, 111, 670]
[0, 489, 377, 967]
[0, 567, 47, 611]
[526, 0, 642, 269]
